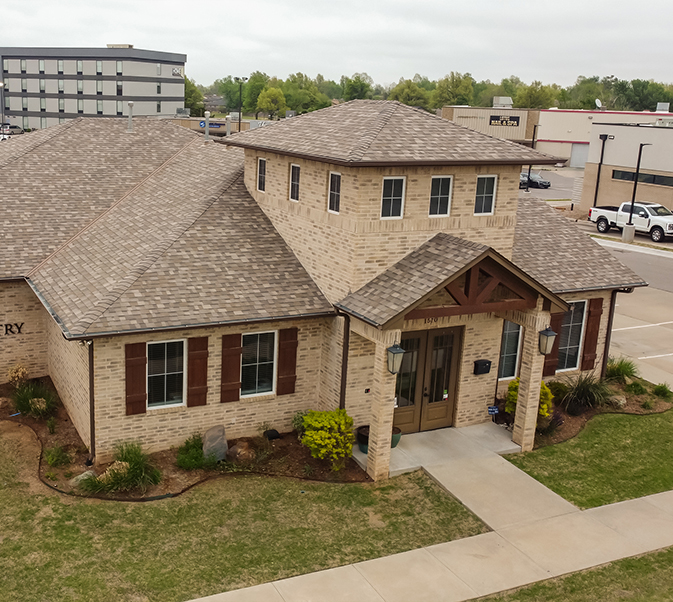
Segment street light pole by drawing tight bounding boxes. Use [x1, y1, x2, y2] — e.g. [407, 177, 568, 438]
[233, 76, 248, 133]
[627, 143, 652, 226]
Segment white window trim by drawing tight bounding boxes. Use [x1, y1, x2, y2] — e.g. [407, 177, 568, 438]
[498, 321, 522, 381]
[380, 176, 406, 220]
[428, 175, 453, 218]
[556, 300, 587, 373]
[240, 330, 278, 399]
[257, 158, 267, 192]
[474, 174, 497, 216]
[327, 171, 341, 215]
[146, 338, 187, 410]
[289, 164, 300, 202]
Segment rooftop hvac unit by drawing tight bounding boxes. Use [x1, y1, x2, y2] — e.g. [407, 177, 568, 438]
[656, 102, 671, 113]
[493, 96, 513, 109]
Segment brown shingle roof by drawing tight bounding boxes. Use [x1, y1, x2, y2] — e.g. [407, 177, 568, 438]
[222, 100, 561, 167]
[513, 197, 647, 293]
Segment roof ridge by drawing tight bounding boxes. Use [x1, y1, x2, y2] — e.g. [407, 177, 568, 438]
[75, 166, 245, 335]
[0, 118, 80, 170]
[346, 101, 400, 162]
[27, 136, 201, 278]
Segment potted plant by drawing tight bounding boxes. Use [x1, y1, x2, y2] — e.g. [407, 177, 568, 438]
[356, 425, 402, 454]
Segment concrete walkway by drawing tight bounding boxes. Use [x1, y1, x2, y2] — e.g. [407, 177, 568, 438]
[188, 423, 673, 602]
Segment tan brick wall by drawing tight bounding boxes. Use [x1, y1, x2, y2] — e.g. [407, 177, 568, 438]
[47, 317, 91, 448]
[0, 281, 48, 381]
[345, 331, 376, 429]
[318, 316, 342, 412]
[93, 317, 327, 462]
[245, 149, 520, 302]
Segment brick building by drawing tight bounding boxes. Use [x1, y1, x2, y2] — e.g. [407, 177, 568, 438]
[0, 102, 645, 480]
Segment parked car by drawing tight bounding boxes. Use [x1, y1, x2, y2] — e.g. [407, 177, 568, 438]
[589, 201, 673, 242]
[520, 172, 551, 189]
[1, 125, 24, 135]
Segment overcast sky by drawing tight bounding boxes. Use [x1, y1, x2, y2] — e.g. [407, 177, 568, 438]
[3, 0, 672, 88]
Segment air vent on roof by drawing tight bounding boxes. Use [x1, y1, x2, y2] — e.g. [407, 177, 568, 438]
[493, 96, 513, 109]
[656, 102, 670, 113]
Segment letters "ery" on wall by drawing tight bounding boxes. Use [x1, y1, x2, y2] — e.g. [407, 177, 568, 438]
[3, 323, 24, 335]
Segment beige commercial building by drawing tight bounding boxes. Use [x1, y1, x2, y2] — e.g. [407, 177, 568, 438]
[0, 102, 644, 481]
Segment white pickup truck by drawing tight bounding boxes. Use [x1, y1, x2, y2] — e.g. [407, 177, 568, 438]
[589, 201, 673, 242]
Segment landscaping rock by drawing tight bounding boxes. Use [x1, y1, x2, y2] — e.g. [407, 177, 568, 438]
[624, 376, 634, 386]
[68, 470, 96, 487]
[203, 425, 228, 462]
[227, 440, 256, 464]
[612, 395, 627, 408]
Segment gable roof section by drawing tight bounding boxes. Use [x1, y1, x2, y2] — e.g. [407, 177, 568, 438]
[513, 197, 647, 293]
[222, 100, 561, 167]
[26, 138, 333, 338]
[0, 118, 200, 278]
[335, 233, 566, 328]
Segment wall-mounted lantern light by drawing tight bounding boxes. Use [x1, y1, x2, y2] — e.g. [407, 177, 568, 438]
[538, 327, 557, 355]
[387, 343, 405, 374]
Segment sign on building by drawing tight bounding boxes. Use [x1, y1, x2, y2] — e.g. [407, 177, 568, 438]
[489, 115, 520, 127]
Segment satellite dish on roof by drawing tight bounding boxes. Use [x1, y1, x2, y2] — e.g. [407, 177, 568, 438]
[595, 99, 602, 109]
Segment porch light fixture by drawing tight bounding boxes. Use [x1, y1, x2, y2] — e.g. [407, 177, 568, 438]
[386, 343, 405, 374]
[538, 327, 557, 355]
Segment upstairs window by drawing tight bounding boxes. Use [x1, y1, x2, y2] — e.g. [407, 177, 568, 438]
[39, 79, 46, 92]
[97, 99, 103, 114]
[40, 98, 46, 112]
[116, 60, 123, 75]
[257, 158, 266, 192]
[3, 59, 8, 72]
[157, 82, 161, 95]
[381, 177, 405, 219]
[77, 60, 83, 74]
[58, 79, 64, 93]
[116, 81, 122, 96]
[429, 176, 452, 216]
[289, 164, 300, 201]
[557, 301, 586, 371]
[147, 340, 185, 408]
[21, 78, 27, 92]
[96, 80, 103, 95]
[78, 80, 83, 94]
[78, 99, 84, 114]
[96, 60, 103, 75]
[328, 172, 341, 213]
[20, 59, 26, 73]
[116, 100, 123, 115]
[157, 63, 162, 76]
[38, 59, 45, 74]
[241, 332, 276, 397]
[58, 98, 64, 112]
[57, 59, 64, 74]
[22, 97, 28, 111]
[474, 175, 496, 215]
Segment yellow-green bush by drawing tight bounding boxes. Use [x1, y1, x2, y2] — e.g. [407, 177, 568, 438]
[505, 378, 553, 419]
[301, 409, 355, 471]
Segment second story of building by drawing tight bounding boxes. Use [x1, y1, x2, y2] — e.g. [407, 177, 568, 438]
[223, 100, 560, 301]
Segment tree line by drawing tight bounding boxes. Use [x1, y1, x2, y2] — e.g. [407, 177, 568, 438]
[184, 73, 673, 118]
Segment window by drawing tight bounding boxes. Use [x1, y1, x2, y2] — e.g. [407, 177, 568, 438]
[289, 164, 300, 201]
[59, 117, 65, 124]
[241, 332, 276, 396]
[58, 79, 64, 93]
[257, 158, 266, 191]
[40, 98, 46, 112]
[21, 79, 27, 92]
[39, 78, 45, 92]
[4, 95, 9, 111]
[78, 99, 84, 114]
[157, 82, 161, 95]
[328, 172, 341, 213]
[156, 101, 161, 113]
[2, 59, 8, 72]
[116, 100, 123, 115]
[116, 60, 123, 75]
[429, 176, 452, 216]
[39, 59, 45, 74]
[613, 169, 673, 189]
[156, 63, 162, 76]
[40, 117, 47, 129]
[22, 97, 28, 111]
[20, 59, 26, 73]
[557, 301, 586, 371]
[97, 100, 103, 114]
[77, 79, 83, 94]
[58, 98, 64, 113]
[116, 81, 122, 96]
[3, 77, 8, 91]
[475, 176, 496, 214]
[96, 60, 102, 75]
[23, 116, 30, 129]
[381, 177, 405, 218]
[147, 340, 185, 408]
[96, 80, 103, 95]
[498, 321, 521, 379]
[77, 60, 83, 74]
[57, 59, 64, 74]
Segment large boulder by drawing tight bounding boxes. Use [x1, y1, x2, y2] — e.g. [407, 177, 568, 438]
[203, 425, 228, 462]
[226, 440, 256, 464]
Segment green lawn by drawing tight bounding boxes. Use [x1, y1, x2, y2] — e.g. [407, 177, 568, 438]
[482, 546, 673, 601]
[0, 434, 486, 602]
[508, 410, 673, 508]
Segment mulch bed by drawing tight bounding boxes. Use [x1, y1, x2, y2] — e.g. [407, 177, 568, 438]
[0, 379, 370, 501]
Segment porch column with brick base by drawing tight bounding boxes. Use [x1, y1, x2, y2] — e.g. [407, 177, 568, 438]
[366, 341, 399, 481]
[511, 302, 550, 452]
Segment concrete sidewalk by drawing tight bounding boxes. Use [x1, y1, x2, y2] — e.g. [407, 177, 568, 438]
[188, 425, 673, 602]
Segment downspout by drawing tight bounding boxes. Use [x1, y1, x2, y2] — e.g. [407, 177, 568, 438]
[592, 134, 608, 207]
[87, 340, 95, 466]
[336, 310, 350, 410]
[601, 288, 632, 378]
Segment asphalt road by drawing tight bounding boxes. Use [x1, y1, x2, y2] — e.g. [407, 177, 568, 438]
[519, 169, 580, 201]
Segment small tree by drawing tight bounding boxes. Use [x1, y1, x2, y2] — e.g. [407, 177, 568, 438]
[301, 409, 355, 471]
[256, 87, 287, 119]
[184, 77, 204, 117]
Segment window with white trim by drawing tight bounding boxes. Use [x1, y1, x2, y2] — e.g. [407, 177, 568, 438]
[381, 177, 405, 218]
[328, 172, 341, 213]
[557, 301, 586, 371]
[147, 340, 186, 408]
[241, 332, 276, 396]
[257, 158, 266, 191]
[498, 321, 521, 379]
[429, 176, 452, 216]
[289, 164, 300, 201]
[474, 175, 496, 215]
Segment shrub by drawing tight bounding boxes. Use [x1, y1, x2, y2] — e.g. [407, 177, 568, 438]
[11, 381, 57, 418]
[653, 384, 673, 400]
[606, 357, 639, 383]
[7, 364, 29, 389]
[176, 434, 217, 470]
[504, 378, 553, 419]
[560, 372, 612, 416]
[546, 380, 569, 402]
[301, 409, 355, 471]
[292, 410, 310, 438]
[641, 399, 655, 410]
[46, 417, 56, 435]
[79, 442, 161, 494]
[625, 381, 647, 396]
[45, 445, 71, 467]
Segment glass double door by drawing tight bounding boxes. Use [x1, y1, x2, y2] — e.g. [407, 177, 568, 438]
[393, 328, 460, 433]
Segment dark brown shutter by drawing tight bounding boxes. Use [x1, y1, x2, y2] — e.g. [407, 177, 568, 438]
[125, 342, 147, 415]
[581, 297, 604, 371]
[221, 333, 242, 403]
[187, 337, 209, 407]
[277, 327, 299, 396]
[543, 312, 565, 377]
